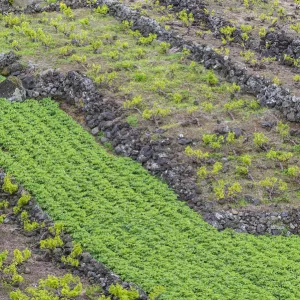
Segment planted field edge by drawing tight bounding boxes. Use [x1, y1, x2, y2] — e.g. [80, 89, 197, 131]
[0, 170, 149, 299]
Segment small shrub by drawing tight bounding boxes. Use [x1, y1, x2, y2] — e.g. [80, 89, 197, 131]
[2, 174, 18, 194]
[253, 132, 269, 149]
[202, 134, 224, 149]
[109, 283, 139, 300]
[134, 72, 147, 82]
[276, 121, 290, 139]
[126, 115, 139, 127]
[123, 96, 142, 109]
[159, 42, 170, 54]
[94, 4, 109, 15]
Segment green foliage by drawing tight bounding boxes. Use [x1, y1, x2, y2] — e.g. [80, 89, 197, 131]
[21, 210, 39, 232]
[123, 95, 142, 109]
[40, 235, 63, 250]
[177, 9, 194, 27]
[224, 99, 245, 111]
[13, 193, 31, 214]
[126, 115, 139, 127]
[70, 54, 87, 64]
[17, 193, 31, 207]
[226, 132, 236, 144]
[94, 4, 109, 15]
[11, 274, 83, 299]
[286, 166, 300, 177]
[0, 248, 31, 286]
[2, 174, 18, 194]
[240, 50, 255, 63]
[259, 27, 267, 37]
[220, 26, 236, 44]
[2, 99, 300, 298]
[235, 166, 248, 176]
[185, 146, 209, 160]
[276, 121, 290, 139]
[142, 102, 171, 120]
[40, 223, 64, 251]
[212, 162, 223, 175]
[159, 42, 170, 54]
[172, 92, 183, 103]
[59, 3, 74, 20]
[290, 22, 300, 34]
[272, 76, 281, 85]
[202, 134, 224, 149]
[238, 154, 252, 166]
[200, 101, 214, 112]
[253, 132, 269, 148]
[259, 177, 288, 200]
[203, 70, 218, 85]
[133, 72, 147, 82]
[197, 166, 207, 179]
[0, 214, 6, 224]
[61, 244, 82, 267]
[0, 200, 9, 209]
[213, 180, 242, 200]
[138, 33, 157, 45]
[149, 286, 166, 300]
[266, 149, 293, 163]
[3, 14, 21, 28]
[109, 283, 139, 300]
[79, 17, 90, 28]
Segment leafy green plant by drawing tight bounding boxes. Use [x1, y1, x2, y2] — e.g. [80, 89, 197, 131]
[94, 4, 109, 14]
[202, 134, 224, 149]
[59, 3, 74, 20]
[213, 180, 242, 200]
[40, 224, 64, 251]
[220, 26, 236, 44]
[123, 95, 142, 109]
[0, 248, 31, 286]
[276, 121, 290, 139]
[126, 115, 139, 127]
[177, 9, 194, 29]
[13, 193, 31, 214]
[138, 33, 157, 45]
[259, 177, 288, 201]
[159, 41, 170, 54]
[109, 283, 139, 300]
[185, 146, 209, 160]
[21, 211, 39, 232]
[2, 174, 18, 194]
[253, 132, 269, 149]
[61, 244, 82, 267]
[290, 22, 300, 34]
[10, 274, 83, 299]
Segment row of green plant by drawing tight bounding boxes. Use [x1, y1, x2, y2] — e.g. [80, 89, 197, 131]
[1, 176, 153, 300]
[2, 99, 300, 298]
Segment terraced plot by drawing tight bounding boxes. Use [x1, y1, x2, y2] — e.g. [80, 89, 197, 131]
[1, 5, 300, 210]
[1, 98, 300, 299]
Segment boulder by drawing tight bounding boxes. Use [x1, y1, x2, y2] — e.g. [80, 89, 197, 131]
[0, 51, 20, 76]
[0, 76, 26, 102]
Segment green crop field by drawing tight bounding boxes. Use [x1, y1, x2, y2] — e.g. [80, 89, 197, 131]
[1, 98, 300, 299]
